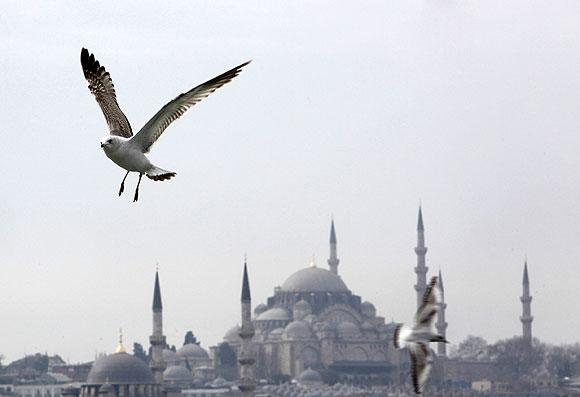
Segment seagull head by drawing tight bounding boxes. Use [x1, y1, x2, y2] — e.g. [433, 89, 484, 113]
[100, 136, 121, 151]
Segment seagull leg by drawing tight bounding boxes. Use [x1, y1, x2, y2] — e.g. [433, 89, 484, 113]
[119, 171, 130, 196]
[133, 173, 143, 202]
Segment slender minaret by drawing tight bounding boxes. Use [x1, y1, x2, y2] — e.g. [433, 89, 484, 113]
[327, 219, 340, 275]
[414, 206, 429, 309]
[238, 260, 255, 397]
[520, 261, 533, 348]
[149, 270, 166, 384]
[436, 269, 448, 357]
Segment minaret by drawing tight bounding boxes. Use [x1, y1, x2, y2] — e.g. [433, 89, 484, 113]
[414, 206, 429, 309]
[436, 269, 448, 357]
[149, 270, 166, 384]
[238, 260, 255, 397]
[327, 219, 340, 275]
[520, 261, 533, 348]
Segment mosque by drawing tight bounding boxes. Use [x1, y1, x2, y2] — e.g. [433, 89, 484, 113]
[212, 219, 404, 385]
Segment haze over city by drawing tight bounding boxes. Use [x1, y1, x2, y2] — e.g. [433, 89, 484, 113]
[1, 0, 579, 366]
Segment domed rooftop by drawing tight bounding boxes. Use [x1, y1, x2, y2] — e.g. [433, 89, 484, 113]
[254, 303, 268, 316]
[298, 368, 323, 383]
[86, 352, 155, 385]
[163, 365, 193, 383]
[256, 307, 291, 321]
[281, 267, 349, 292]
[162, 349, 180, 364]
[283, 320, 314, 340]
[223, 325, 242, 344]
[98, 383, 115, 394]
[268, 327, 284, 340]
[177, 343, 209, 359]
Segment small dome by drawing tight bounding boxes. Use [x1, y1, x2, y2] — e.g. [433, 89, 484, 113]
[361, 301, 376, 318]
[211, 377, 228, 388]
[86, 352, 155, 385]
[99, 384, 115, 394]
[256, 307, 291, 321]
[163, 365, 193, 383]
[361, 321, 375, 331]
[281, 268, 349, 292]
[337, 321, 360, 338]
[162, 349, 181, 365]
[177, 343, 209, 359]
[283, 321, 314, 340]
[303, 314, 317, 324]
[223, 325, 242, 344]
[254, 304, 268, 316]
[298, 368, 322, 383]
[268, 328, 284, 340]
[294, 300, 312, 311]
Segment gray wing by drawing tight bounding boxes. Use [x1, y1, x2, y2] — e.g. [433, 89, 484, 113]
[409, 342, 432, 394]
[130, 60, 251, 153]
[415, 276, 441, 327]
[81, 48, 133, 138]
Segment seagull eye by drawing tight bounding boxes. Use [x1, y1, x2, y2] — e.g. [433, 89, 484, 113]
[108, 140, 113, 144]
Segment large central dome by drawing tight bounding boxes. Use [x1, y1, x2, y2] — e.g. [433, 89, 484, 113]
[281, 267, 349, 292]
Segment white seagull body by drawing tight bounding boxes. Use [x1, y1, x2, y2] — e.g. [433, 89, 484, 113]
[80, 48, 250, 201]
[393, 276, 448, 394]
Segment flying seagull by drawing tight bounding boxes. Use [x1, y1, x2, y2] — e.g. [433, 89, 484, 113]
[393, 276, 448, 394]
[80, 48, 250, 202]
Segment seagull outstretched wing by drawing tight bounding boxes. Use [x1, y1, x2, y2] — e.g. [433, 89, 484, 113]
[80, 48, 133, 138]
[415, 276, 441, 327]
[130, 60, 251, 153]
[410, 342, 432, 394]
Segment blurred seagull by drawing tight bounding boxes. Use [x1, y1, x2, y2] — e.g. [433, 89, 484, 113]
[80, 48, 250, 202]
[393, 276, 448, 394]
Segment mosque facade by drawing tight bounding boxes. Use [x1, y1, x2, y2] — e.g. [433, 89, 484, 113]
[213, 220, 401, 385]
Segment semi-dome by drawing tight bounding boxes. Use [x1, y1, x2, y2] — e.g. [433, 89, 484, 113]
[177, 343, 209, 359]
[163, 365, 193, 383]
[281, 267, 349, 292]
[86, 352, 155, 385]
[298, 368, 323, 383]
[283, 320, 314, 340]
[256, 307, 291, 321]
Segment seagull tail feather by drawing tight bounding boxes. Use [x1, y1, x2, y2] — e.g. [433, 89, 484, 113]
[146, 166, 176, 182]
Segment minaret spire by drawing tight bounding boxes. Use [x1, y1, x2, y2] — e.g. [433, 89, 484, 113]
[436, 269, 448, 356]
[149, 270, 166, 384]
[327, 218, 340, 275]
[238, 258, 255, 397]
[414, 206, 429, 309]
[153, 271, 162, 311]
[520, 260, 533, 348]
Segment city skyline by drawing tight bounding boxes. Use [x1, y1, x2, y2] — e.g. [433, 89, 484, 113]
[1, 1, 580, 364]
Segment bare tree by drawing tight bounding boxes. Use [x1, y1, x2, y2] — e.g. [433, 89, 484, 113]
[450, 335, 489, 360]
[489, 337, 545, 383]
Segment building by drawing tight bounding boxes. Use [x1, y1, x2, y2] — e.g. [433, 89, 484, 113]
[213, 220, 398, 385]
[80, 336, 162, 397]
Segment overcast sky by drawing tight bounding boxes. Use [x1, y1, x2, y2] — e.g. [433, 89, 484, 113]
[1, 1, 579, 364]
